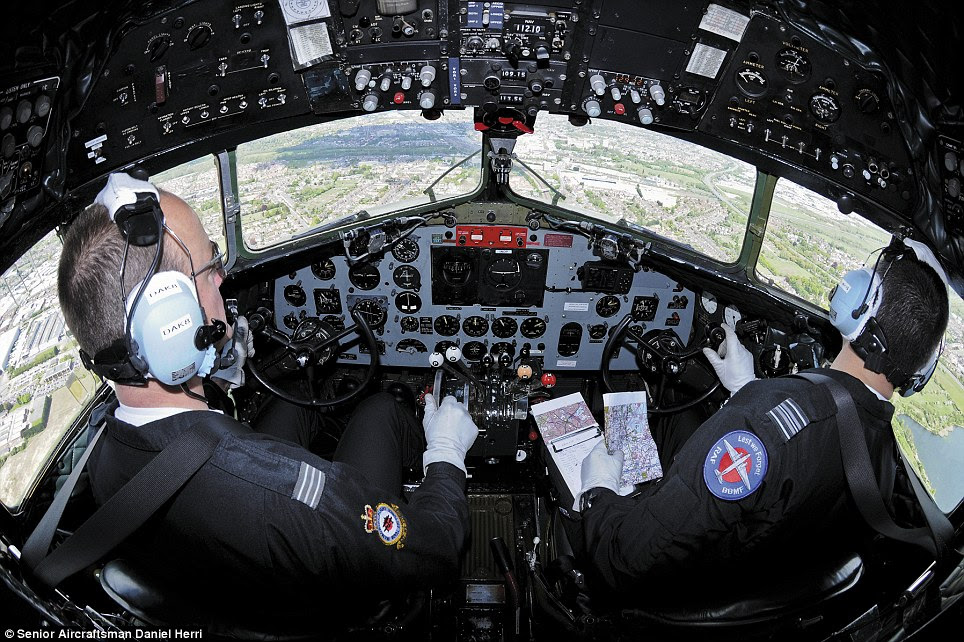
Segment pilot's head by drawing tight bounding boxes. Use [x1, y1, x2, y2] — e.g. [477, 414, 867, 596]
[57, 188, 228, 385]
[836, 251, 949, 396]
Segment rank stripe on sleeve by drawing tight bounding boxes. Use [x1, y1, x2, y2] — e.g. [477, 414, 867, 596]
[293, 462, 325, 509]
[766, 398, 810, 442]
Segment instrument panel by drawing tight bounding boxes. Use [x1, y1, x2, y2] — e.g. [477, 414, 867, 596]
[272, 224, 697, 370]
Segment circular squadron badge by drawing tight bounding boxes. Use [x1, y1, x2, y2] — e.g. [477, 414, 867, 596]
[703, 430, 768, 501]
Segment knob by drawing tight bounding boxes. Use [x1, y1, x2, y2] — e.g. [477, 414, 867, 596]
[147, 35, 172, 62]
[945, 151, 958, 173]
[535, 44, 550, 68]
[26, 125, 43, 148]
[637, 107, 654, 125]
[429, 351, 444, 368]
[610, 87, 621, 101]
[379, 72, 393, 92]
[528, 78, 544, 94]
[186, 24, 213, 50]
[400, 75, 413, 90]
[842, 164, 855, 179]
[1, 133, 15, 159]
[16, 99, 32, 124]
[502, 40, 522, 64]
[419, 92, 436, 109]
[649, 84, 666, 106]
[584, 100, 602, 118]
[466, 35, 484, 51]
[34, 95, 51, 118]
[498, 352, 512, 368]
[589, 74, 607, 96]
[0, 107, 12, 130]
[354, 68, 372, 91]
[540, 373, 556, 388]
[419, 65, 436, 87]
[855, 88, 880, 114]
[445, 345, 462, 362]
[362, 94, 379, 112]
[517, 364, 533, 380]
[629, 89, 641, 104]
[483, 75, 501, 91]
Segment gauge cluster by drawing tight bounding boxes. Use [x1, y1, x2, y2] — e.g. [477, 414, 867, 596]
[271, 223, 696, 370]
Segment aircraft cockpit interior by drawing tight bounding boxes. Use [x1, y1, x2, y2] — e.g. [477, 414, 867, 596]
[1, 0, 963, 639]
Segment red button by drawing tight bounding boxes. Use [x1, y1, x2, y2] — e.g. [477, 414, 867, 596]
[614, 103, 626, 115]
[541, 373, 557, 388]
[393, 92, 405, 104]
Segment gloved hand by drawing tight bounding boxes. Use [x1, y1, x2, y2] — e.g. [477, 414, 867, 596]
[211, 315, 255, 390]
[702, 322, 756, 395]
[580, 440, 624, 497]
[422, 394, 479, 474]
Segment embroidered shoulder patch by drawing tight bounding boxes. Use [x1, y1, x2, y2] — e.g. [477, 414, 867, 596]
[703, 430, 768, 501]
[766, 398, 811, 442]
[361, 503, 408, 549]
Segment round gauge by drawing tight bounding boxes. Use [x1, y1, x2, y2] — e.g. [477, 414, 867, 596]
[595, 295, 621, 318]
[809, 92, 841, 123]
[322, 315, 345, 332]
[391, 238, 420, 263]
[492, 316, 518, 338]
[311, 258, 337, 280]
[776, 47, 811, 84]
[283, 313, 299, 330]
[354, 299, 387, 328]
[701, 293, 718, 314]
[735, 66, 768, 98]
[724, 305, 742, 328]
[434, 315, 460, 336]
[463, 341, 487, 361]
[588, 324, 607, 340]
[393, 265, 421, 290]
[491, 342, 515, 357]
[520, 317, 547, 339]
[400, 316, 420, 332]
[485, 258, 523, 290]
[463, 316, 489, 337]
[314, 288, 342, 314]
[348, 263, 381, 290]
[394, 292, 422, 314]
[283, 284, 307, 307]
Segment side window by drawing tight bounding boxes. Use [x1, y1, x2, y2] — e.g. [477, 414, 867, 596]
[153, 156, 225, 254]
[0, 232, 99, 511]
[758, 178, 964, 512]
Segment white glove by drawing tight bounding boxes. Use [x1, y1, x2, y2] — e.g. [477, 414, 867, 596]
[422, 394, 479, 474]
[702, 322, 756, 395]
[580, 440, 624, 497]
[212, 316, 256, 389]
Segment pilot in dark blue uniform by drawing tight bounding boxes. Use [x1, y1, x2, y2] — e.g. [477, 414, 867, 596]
[577, 241, 949, 595]
[57, 175, 480, 620]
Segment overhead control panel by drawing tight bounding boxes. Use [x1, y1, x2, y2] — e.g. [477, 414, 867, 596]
[939, 131, 964, 235]
[699, 13, 916, 213]
[67, 1, 308, 182]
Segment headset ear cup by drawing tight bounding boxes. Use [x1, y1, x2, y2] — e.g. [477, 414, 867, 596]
[829, 268, 879, 341]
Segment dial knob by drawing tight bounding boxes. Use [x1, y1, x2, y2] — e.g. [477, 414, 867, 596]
[638, 107, 654, 125]
[629, 89, 641, 104]
[649, 84, 666, 106]
[147, 35, 172, 61]
[610, 87, 621, 101]
[948, 177, 961, 200]
[34, 95, 51, 118]
[589, 74, 607, 96]
[26, 125, 43, 148]
[16, 99, 32, 124]
[354, 69, 372, 91]
[0, 106, 12, 130]
[419, 65, 436, 87]
[186, 24, 213, 50]
[362, 94, 379, 112]
[855, 88, 880, 114]
[528, 78, 544, 94]
[419, 92, 436, 109]
[379, 72, 393, 92]
[400, 75, 413, 90]
[584, 99, 601, 118]
[483, 75, 501, 90]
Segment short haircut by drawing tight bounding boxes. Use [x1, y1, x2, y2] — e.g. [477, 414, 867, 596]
[57, 202, 189, 357]
[875, 254, 949, 380]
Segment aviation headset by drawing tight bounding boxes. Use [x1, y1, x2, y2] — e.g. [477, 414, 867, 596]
[828, 237, 948, 397]
[77, 172, 225, 386]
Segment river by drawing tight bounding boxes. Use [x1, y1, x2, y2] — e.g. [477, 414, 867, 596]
[903, 415, 964, 513]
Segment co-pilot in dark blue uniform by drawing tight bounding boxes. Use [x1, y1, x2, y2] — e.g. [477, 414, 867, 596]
[88, 393, 468, 619]
[580, 368, 912, 594]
